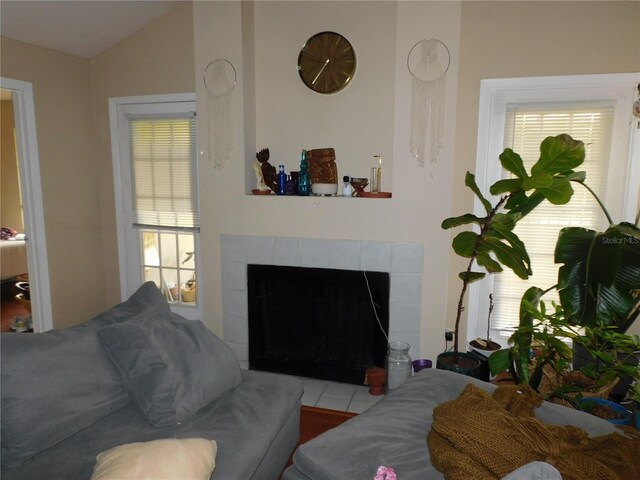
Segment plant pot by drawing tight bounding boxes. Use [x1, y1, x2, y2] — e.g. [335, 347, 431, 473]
[412, 358, 432, 373]
[468, 339, 501, 358]
[577, 397, 631, 426]
[436, 352, 482, 379]
[366, 367, 386, 396]
[573, 343, 639, 403]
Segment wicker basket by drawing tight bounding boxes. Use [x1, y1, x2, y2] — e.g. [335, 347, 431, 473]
[181, 281, 196, 303]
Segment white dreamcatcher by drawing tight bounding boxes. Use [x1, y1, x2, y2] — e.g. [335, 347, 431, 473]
[407, 38, 450, 168]
[203, 58, 236, 169]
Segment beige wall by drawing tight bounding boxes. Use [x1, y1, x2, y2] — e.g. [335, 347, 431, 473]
[449, 1, 640, 341]
[0, 1, 195, 328]
[1, 98, 23, 233]
[1, 37, 103, 329]
[90, 1, 195, 306]
[1, 1, 638, 343]
[194, 1, 462, 359]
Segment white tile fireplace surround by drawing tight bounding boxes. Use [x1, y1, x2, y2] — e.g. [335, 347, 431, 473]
[220, 234, 423, 371]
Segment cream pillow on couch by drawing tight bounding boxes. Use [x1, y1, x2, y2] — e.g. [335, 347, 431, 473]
[91, 438, 217, 480]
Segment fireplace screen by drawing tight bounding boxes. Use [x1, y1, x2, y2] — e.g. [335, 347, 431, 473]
[248, 264, 390, 384]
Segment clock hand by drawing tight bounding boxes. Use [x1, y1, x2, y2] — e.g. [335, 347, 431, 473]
[312, 58, 330, 85]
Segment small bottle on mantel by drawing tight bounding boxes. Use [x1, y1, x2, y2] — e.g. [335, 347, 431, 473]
[297, 150, 310, 196]
[342, 176, 353, 197]
[277, 165, 286, 195]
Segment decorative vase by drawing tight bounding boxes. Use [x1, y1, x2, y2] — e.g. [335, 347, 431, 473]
[385, 341, 412, 391]
[436, 351, 482, 379]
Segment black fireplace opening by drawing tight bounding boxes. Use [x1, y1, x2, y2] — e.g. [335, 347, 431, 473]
[248, 264, 390, 385]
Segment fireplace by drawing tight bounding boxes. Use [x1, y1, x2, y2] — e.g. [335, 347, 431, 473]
[248, 264, 390, 384]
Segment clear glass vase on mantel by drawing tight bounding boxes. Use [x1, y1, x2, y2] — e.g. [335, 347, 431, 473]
[385, 341, 412, 391]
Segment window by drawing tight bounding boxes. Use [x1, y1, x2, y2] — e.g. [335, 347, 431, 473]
[470, 74, 639, 344]
[109, 95, 201, 319]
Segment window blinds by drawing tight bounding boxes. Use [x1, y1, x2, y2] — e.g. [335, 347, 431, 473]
[491, 103, 615, 332]
[127, 115, 199, 231]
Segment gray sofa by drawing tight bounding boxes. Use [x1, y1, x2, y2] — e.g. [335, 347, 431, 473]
[1, 282, 303, 479]
[283, 368, 626, 480]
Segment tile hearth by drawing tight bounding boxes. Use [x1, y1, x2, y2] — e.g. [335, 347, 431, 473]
[295, 376, 384, 414]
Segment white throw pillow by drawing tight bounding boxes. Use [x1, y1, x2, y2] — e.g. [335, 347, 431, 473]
[91, 438, 217, 480]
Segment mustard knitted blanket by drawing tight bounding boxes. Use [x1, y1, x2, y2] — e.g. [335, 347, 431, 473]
[427, 383, 639, 480]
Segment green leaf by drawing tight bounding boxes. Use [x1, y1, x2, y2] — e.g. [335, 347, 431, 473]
[441, 213, 484, 230]
[537, 177, 574, 205]
[499, 149, 528, 179]
[492, 213, 519, 231]
[465, 172, 492, 214]
[532, 134, 586, 176]
[491, 221, 530, 265]
[555, 223, 640, 329]
[522, 173, 553, 190]
[452, 231, 478, 257]
[484, 236, 531, 279]
[488, 348, 511, 376]
[505, 190, 546, 217]
[476, 253, 503, 273]
[566, 171, 587, 183]
[459, 271, 485, 283]
[490, 178, 522, 195]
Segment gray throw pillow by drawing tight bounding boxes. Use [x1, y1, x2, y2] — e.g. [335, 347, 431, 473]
[90, 281, 170, 326]
[0, 281, 169, 467]
[98, 313, 242, 427]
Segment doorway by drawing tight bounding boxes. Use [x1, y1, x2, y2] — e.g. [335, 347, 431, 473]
[0, 78, 52, 332]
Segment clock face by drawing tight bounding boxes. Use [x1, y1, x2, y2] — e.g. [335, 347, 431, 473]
[297, 31, 356, 94]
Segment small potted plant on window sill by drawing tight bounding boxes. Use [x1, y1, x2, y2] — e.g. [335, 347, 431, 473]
[468, 294, 502, 357]
[439, 134, 587, 377]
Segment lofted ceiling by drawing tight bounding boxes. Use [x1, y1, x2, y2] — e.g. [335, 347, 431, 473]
[1, 0, 182, 59]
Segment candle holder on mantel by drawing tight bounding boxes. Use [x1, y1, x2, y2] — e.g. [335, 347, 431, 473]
[350, 177, 369, 197]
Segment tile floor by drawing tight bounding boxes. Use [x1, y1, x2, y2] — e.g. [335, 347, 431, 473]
[296, 376, 384, 414]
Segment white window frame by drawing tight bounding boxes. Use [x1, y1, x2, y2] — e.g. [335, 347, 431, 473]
[469, 73, 640, 346]
[109, 93, 202, 320]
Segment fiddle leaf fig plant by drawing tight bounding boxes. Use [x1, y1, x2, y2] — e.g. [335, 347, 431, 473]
[443, 134, 586, 354]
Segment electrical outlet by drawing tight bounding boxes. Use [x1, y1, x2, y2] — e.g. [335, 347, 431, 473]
[444, 330, 454, 341]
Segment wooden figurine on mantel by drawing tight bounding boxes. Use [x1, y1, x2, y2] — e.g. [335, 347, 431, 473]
[306, 148, 338, 185]
[255, 148, 277, 193]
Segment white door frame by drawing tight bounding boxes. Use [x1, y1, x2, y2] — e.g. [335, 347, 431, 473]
[1, 77, 53, 332]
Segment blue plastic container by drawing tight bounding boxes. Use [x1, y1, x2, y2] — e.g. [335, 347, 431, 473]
[578, 397, 631, 426]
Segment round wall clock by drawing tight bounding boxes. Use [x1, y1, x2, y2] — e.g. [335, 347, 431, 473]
[297, 31, 356, 94]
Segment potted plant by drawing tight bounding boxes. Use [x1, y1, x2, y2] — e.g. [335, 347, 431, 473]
[468, 294, 502, 356]
[577, 397, 632, 426]
[488, 195, 640, 404]
[439, 134, 587, 376]
[626, 381, 640, 429]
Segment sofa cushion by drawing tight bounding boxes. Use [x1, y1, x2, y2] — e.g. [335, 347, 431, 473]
[90, 438, 217, 480]
[98, 313, 242, 427]
[288, 368, 622, 480]
[0, 281, 169, 467]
